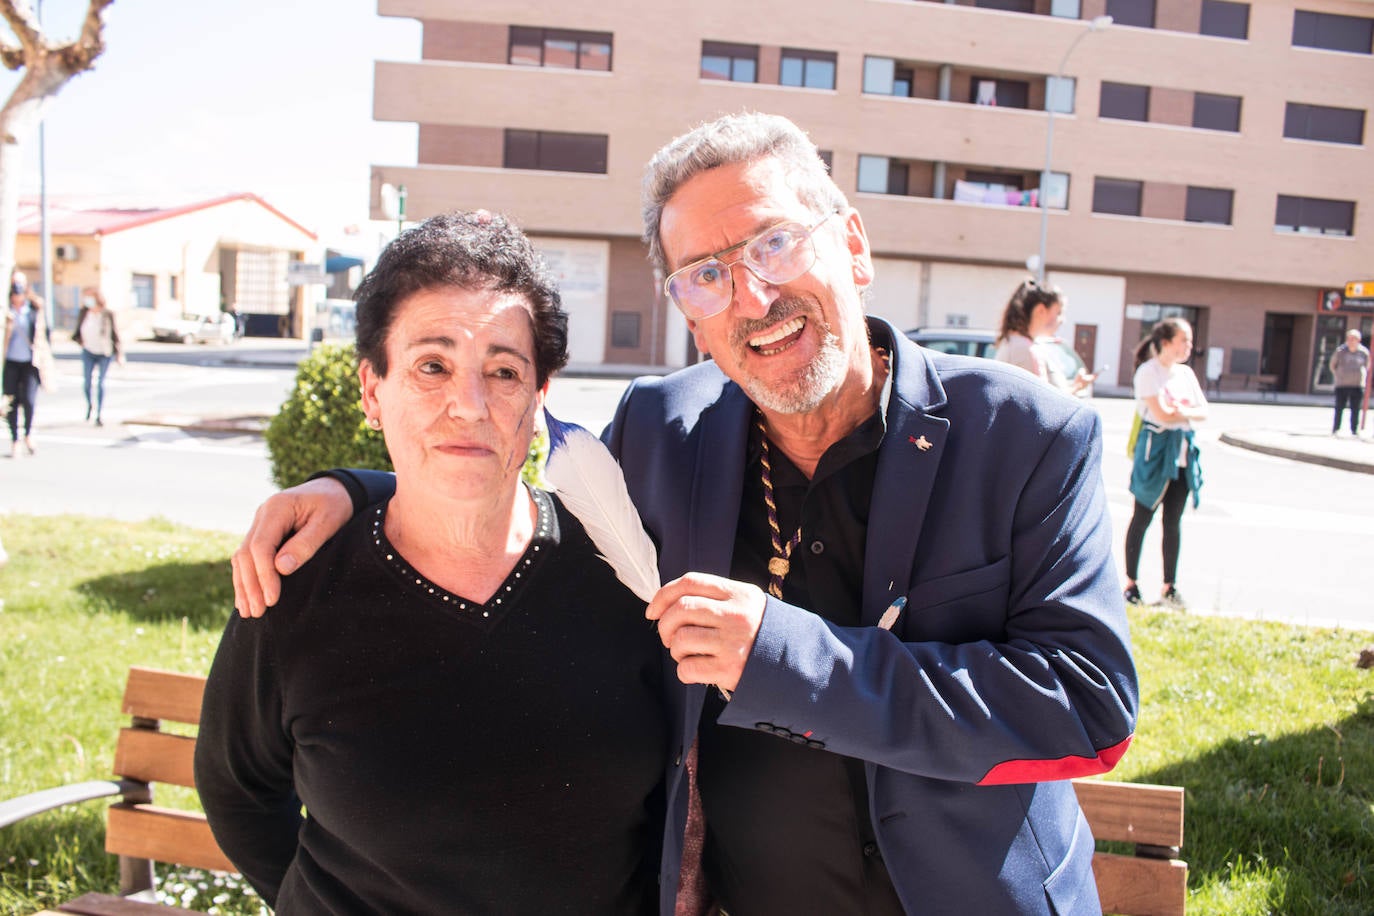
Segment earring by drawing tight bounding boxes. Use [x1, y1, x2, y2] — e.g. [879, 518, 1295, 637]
[366, 416, 382, 430]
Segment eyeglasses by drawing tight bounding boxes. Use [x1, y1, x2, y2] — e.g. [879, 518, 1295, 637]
[663, 210, 840, 321]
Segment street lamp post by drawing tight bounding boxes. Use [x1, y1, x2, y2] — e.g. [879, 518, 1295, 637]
[1035, 14, 1111, 284]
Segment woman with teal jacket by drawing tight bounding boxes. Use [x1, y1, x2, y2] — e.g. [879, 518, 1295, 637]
[1123, 318, 1207, 610]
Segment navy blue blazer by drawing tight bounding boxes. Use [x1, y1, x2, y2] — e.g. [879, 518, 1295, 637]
[603, 318, 1138, 915]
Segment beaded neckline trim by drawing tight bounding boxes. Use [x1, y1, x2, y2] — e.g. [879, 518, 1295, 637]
[368, 488, 555, 617]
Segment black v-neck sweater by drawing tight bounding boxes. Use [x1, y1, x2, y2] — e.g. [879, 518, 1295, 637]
[196, 490, 667, 914]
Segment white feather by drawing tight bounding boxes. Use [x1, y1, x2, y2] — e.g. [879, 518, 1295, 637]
[542, 410, 661, 603]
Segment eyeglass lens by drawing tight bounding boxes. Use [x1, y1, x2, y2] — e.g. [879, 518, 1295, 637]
[667, 222, 817, 319]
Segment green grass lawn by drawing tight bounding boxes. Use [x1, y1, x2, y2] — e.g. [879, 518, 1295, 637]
[1, 513, 1371, 914]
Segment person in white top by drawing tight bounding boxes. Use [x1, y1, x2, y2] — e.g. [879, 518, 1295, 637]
[73, 288, 124, 426]
[1123, 318, 1207, 610]
[993, 278, 1092, 396]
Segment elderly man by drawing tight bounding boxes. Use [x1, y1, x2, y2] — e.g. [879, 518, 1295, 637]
[234, 113, 1137, 915]
[1329, 328, 1369, 437]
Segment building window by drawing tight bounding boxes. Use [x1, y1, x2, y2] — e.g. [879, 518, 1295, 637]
[131, 273, 155, 310]
[1292, 10, 1374, 54]
[169, 275, 179, 301]
[701, 41, 758, 82]
[1106, 0, 1155, 28]
[1200, 1, 1249, 39]
[817, 149, 834, 173]
[857, 155, 909, 195]
[975, 0, 1034, 11]
[970, 77, 1029, 109]
[610, 311, 641, 349]
[1185, 186, 1234, 225]
[1284, 102, 1365, 145]
[1041, 172, 1070, 210]
[1046, 76, 1076, 114]
[503, 129, 608, 174]
[1100, 82, 1150, 121]
[1193, 93, 1242, 132]
[1093, 177, 1143, 216]
[1051, 0, 1082, 17]
[509, 27, 612, 71]
[780, 48, 837, 90]
[1275, 195, 1356, 235]
[864, 57, 915, 97]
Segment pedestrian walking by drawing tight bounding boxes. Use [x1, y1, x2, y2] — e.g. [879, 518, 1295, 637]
[1329, 329, 1369, 437]
[1123, 317, 1206, 610]
[3, 271, 53, 458]
[73, 288, 123, 426]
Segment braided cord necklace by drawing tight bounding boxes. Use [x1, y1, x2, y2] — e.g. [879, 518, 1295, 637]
[757, 410, 803, 599]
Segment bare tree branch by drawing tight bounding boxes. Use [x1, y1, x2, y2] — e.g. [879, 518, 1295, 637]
[0, 41, 21, 72]
[61, 0, 115, 73]
[0, 0, 42, 52]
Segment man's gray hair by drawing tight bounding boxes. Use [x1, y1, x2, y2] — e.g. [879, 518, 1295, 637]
[641, 112, 849, 275]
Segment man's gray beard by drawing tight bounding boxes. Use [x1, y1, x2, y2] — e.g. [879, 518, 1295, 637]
[732, 299, 848, 415]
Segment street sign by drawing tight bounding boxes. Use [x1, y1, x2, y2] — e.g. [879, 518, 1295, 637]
[1343, 280, 1374, 312]
[287, 262, 327, 286]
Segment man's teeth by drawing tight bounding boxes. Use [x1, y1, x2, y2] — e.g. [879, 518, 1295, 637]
[749, 317, 805, 349]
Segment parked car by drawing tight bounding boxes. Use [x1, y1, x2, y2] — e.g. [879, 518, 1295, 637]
[152, 312, 238, 345]
[904, 327, 1093, 395]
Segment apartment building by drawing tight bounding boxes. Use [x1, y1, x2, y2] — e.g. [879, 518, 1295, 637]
[370, 0, 1373, 393]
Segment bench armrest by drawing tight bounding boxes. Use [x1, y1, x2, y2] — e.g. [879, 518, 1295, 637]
[0, 779, 144, 830]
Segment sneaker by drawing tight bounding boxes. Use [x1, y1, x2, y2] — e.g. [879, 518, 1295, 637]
[1123, 584, 1143, 606]
[1159, 586, 1186, 609]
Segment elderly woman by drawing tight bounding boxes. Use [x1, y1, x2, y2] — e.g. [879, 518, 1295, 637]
[195, 212, 667, 913]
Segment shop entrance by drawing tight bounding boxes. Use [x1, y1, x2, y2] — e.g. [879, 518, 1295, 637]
[1260, 314, 1295, 392]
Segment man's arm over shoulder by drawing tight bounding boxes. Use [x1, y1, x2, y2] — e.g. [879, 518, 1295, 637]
[717, 402, 1138, 785]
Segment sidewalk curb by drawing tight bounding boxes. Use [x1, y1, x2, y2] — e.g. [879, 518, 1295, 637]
[1220, 431, 1374, 475]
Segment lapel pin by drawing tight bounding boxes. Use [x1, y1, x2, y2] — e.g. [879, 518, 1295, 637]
[909, 435, 933, 451]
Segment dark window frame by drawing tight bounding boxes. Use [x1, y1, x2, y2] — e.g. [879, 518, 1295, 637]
[780, 47, 838, 90]
[610, 311, 641, 349]
[1100, 82, 1150, 122]
[701, 40, 759, 83]
[503, 129, 609, 174]
[1292, 10, 1374, 55]
[1275, 194, 1356, 235]
[1106, 0, 1156, 29]
[1284, 102, 1366, 145]
[508, 26, 613, 71]
[1093, 177, 1144, 216]
[1200, 0, 1249, 39]
[1185, 186, 1235, 225]
[1193, 92, 1243, 132]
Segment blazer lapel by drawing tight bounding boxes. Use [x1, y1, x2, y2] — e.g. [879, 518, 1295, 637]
[861, 321, 951, 626]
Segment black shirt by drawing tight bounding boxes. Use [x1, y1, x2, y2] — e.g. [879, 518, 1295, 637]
[196, 490, 666, 914]
[696, 408, 906, 916]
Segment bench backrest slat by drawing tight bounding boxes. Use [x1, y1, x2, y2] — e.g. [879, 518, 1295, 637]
[1091, 852, 1188, 916]
[106, 804, 234, 874]
[1073, 779, 1185, 850]
[113, 729, 196, 789]
[121, 667, 205, 725]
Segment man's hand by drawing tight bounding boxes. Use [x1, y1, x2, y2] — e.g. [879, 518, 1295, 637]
[646, 573, 766, 692]
[231, 477, 354, 618]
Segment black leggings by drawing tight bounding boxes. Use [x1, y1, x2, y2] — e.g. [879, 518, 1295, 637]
[1125, 469, 1190, 585]
[1333, 386, 1362, 434]
[4, 359, 39, 441]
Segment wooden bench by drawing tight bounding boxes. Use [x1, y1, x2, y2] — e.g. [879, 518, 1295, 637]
[3, 667, 1187, 916]
[1209, 371, 1279, 400]
[0, 667, 232, 915]
[1074, 778, 1188, 916]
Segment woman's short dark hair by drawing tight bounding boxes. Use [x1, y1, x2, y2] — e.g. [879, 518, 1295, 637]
[997, 277, 1061, 344]
[354, 211, 569, 386]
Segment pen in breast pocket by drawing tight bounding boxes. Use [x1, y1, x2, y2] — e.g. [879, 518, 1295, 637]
[878, 596, 906, 631]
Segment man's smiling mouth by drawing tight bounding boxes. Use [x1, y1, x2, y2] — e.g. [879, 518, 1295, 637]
[748, 317, 806, 355]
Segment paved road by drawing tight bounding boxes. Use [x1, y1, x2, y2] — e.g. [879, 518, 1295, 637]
[4, 340, 1371, 630]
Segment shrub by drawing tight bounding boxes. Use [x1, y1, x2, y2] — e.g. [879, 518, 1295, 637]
[265, 343, 391, 487]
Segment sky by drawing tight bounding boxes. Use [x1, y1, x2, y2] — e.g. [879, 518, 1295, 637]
[1, 0, 420, 250]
